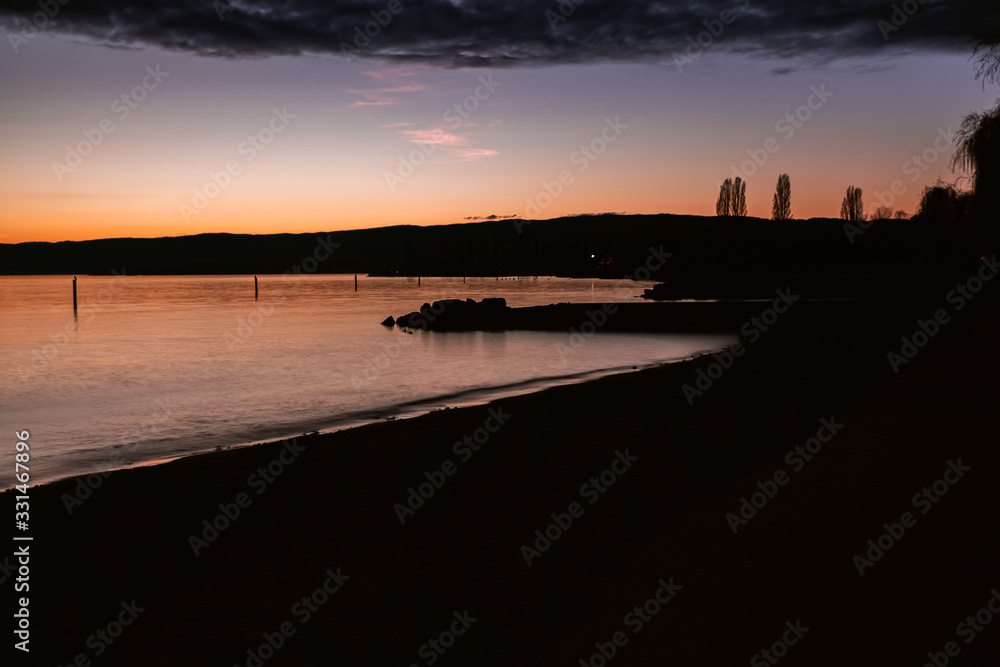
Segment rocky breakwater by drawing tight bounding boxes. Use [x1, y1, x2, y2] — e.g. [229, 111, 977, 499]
[381, 297, 743, 333]
[384, 297, 511, 331]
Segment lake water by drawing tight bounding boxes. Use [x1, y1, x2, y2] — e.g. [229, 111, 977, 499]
[0, 274, 733, 489]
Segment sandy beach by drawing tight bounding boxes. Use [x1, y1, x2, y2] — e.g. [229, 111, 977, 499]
[10, 282, 1000, 666]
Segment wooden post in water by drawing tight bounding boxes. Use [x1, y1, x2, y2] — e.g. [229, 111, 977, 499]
[72, 276, 77, 314]
[254, 275, 258, 300]
[418, 276, 421, 287]
[355, 274, 358, 291]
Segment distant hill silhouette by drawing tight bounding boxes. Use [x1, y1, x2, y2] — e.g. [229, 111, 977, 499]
[0, 214, 987, 295]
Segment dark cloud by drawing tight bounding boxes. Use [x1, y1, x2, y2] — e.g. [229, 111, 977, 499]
[0, 0, 996, 66]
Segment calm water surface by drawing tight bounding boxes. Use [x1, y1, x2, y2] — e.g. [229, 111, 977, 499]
[0, 274, 734, 488]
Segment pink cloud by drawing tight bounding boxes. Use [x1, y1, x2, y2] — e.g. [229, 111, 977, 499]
[399, 126, 467, 147]
[392, 123, 500, 162]
[346, 84, 427, 108]
[361, 66, 427, 81]
[455, 148, 500, 161]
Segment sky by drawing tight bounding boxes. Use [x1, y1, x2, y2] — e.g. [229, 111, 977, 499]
[0, 0, 998, 243]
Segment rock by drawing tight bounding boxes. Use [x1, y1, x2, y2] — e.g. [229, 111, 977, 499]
[390, 297, 511, 331]
[381, 316, 396, 327]
[641, 284, 670, 301]
[395, 312, 419, 329]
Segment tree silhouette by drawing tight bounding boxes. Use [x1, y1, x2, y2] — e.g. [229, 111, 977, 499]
[871, 206, 893, 220]
[771, 174, 791, 220]
[952, 99, 1000, 220]
[840, 186, 865, 222]
[732, 177, 748, 217]
[973, 33, 1000, 89]
[916, 180, 973, 226]
[716, 178, 732, 216]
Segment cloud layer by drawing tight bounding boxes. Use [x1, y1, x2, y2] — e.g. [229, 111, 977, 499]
[1, 0, 997, 66]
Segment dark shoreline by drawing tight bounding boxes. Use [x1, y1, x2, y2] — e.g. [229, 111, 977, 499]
[16, 359, 703, 494]
[8, 288, 1000, 665]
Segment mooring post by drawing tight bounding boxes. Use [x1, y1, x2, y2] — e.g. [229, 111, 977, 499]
[72, 276, 78, 314]
[418, 276, 421, 287]
[255, 275, 258, 300]
[355, 274, 358, 291]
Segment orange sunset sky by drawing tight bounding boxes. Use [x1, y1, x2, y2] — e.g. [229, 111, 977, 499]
[1, 33, 994, 243]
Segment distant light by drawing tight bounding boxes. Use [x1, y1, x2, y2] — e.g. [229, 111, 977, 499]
[591, 254, 595, 258]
